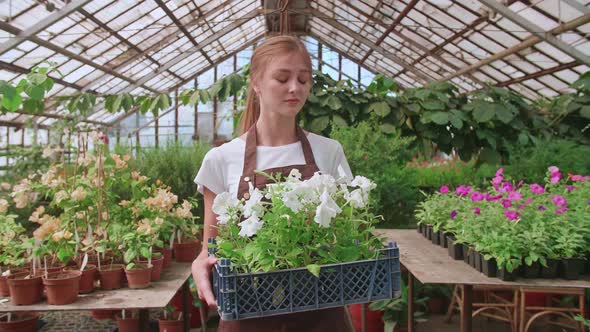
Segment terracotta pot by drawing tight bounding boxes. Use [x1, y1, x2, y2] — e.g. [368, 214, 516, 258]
[173, 239, 200, 262]
[116, 314, 140, 332]
[138, 255, 164, 281]
[34, 261, 65, 274]
[64, 264, 96, 294]
[98, 264, 125, 290]
[158, 312, 185, 332]
[348, 303, 384, 332]
[0, 313, 39, 332]
[43, 270, 81, 305]
[90, 309, 118, 320]
[0, 267, 29, 297]
[156, 247, 173, 268]
[7, 272, 43, 305]
[125, 264, 153, 289]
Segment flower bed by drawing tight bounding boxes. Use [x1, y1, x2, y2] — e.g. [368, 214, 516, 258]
[416, 166, 590, 280]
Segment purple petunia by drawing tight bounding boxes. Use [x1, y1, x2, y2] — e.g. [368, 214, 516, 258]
[555, 207, 568, 215]
[550, 171, 562, 184]
[552, 195, 567, 207]
[471, 191, 484, 202]
[505, 210, 519, 221]
[565, 185, 576, 192]
[501, 199, 512, 208]
[530, 184, 545, 194]
[508, 191, 522, 201]
[455, 185, 472, 197]
[492, 176, 503, 185]
[473, 207, 481, 215]
[450, 210, 457, 219]
[538, 205, 546, 211]
[499, 182, 514, 193]
[486, 194, 503, 201]
[439, 185, 449, 194]
[495, 168, 504, 177]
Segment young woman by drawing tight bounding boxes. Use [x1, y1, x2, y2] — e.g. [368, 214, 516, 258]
[192, 35, 353, 331]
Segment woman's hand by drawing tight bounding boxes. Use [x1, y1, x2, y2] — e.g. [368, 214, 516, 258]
[192, 252, 218, 308]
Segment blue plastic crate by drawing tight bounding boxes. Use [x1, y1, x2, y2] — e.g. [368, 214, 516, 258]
[208, 239, 401, 320]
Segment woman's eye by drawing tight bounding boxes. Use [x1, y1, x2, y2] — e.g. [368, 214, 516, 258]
[298, 79, 307, 84]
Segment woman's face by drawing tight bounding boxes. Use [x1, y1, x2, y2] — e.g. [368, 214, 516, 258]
[254, 51, 312, 119]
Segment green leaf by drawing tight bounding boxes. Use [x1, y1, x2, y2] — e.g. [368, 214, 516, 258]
[2, 93, 21, 112]
[406, 104, 420, 113]
[479, 147, 501, 165]
[322, 95, 342, 110]
[306, 264, 321, 278]
[449, 115, 463, 129]
[518, 132, 529, 145]
[113, 94, 123, 113]
[28, 73, 46, 85]
[368, 101, 390, 117]
[27, 85, 45, 100]
[572, 71, 590, 90]
[189, 90, 200, 106]
[580, 105, 590, 119]
[124, 249, 136, 264]
[422, 101, 445, 111]
[310, 116, 330, 133]
[473, 103, 495, 123]
[140, 247, 151, 260]
[380, 123, 397, 134]
[199, 90, 209, 104]
[43, 78, 54, 92]
[332, 115, 347, 128]
[22, 99, 39, 114]
[429, 111, 449, 125]
[495, 104, 514, 124]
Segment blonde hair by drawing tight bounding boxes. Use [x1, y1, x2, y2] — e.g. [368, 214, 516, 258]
[238, 35, 313, 135]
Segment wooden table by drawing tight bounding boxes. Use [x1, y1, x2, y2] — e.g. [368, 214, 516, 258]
[376, 229, 590, 332]
[0, 262, 193, 331]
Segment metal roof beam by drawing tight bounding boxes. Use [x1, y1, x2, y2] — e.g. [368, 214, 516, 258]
[495, 61, 578, 87]
[309, 8, 431, 84]
[0, 0, 92, 56]
[153, 0, 214, 65]
[439, 13, 590, 82]
[0, 60, 84, 91]
[480, 0, 590, 66]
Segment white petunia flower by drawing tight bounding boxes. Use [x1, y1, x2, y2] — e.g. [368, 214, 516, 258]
[287, 169, 302, 182]
[238, 213, 264, 237]
[306, 172, 338, 195]
[212, 192, 240, 225]
[314, 189, 341, 228]
[345, 188, 366, 208]
[350, 176, 377, 193]
[242, 184, 264, 218]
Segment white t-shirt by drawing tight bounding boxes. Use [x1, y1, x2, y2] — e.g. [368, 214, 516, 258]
[194, 133, 353, 198]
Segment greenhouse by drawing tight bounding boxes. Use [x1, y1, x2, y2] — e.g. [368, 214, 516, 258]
[0, 0, 589, 331]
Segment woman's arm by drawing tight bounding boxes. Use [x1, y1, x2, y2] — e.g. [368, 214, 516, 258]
[191, 186, 219, 308]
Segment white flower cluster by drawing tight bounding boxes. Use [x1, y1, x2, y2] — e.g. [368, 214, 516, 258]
[212, 171, 376, 238]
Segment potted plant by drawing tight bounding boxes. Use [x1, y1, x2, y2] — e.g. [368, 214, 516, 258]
[0, 313, 39, 332]
[369, 278, 428, 332]
[158, 305, 185, 332]
[116, 309, 140, 332]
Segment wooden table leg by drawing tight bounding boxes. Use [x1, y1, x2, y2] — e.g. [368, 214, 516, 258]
[461, 284, 473, 332]
[182, 280, 190, 332]
[408, 273, 415, 332]
[139, 308, 149, 332]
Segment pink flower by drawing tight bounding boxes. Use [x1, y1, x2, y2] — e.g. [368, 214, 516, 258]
[495, 168, 504, 177]
[565, 185, 576, 192]
[508, 191, 522, 201]
[439, 185, 449, 194]
[486, 194, 503, 201]
[555, 207, 568, 215]
[450, 210, 457, 219]
[472, 207, 481, 215]
[517, 180, 524, 188]
[525, 197, 532, 205]
[499, 182, 514, 193]
[569, 173, 584, 182]
[530, 184, 545, 194]
[550, 172, 562, 184]
[501, 199, 512, 208]
[505, 210, 519, 221]
[455, 185, 471, 197]
[492, 176, 503, 185]
[471, 191, 484, 202]
[548, 166, 559, 173]
[552, 195, 567, 207]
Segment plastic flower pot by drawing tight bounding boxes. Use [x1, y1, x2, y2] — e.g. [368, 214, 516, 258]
[462, 244, 471, 264]
[173, 239, 200, 262]
[98, 264, 125, 290]
[90, 309, 118, 320]
[431, 230, 441, 246]
[64, 264, 96, 294]
[138, 254, 164, 281]
[348, 303, 384, 332]
[439, 232, 449, 248]
[420, 224, 428, 238]
[116, 314, 140, 332]
[124, 263, 153, 289]
[158, 312, 185, 332]
[446, 236, 463, 260]
[496, 266, 518, 281]
[473, 251, 482, 273]
[155, 247, 173, 268]
[0, 313, 39, 332]
[540, 259, 559, 278]
[416, 224, 423, 234]
[523, 261, 541, 278]
[584, 254, 590, 275]
[0, 267, 28, 296]
[481, 257, 497, 278]
[560, 258, 585, 280]
[426, 225, 433, 241]
[43, 270, 82, 305]
[7, 272, 43, 305]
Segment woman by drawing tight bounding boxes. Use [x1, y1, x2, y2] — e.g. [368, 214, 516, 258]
[192, 35, 353, 331]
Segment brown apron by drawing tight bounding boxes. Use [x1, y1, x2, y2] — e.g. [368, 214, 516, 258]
[218, 124, 351, 332]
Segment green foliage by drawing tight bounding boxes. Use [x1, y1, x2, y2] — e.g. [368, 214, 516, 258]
[330, 121, 417, 228]
[369, 277, 428, 330]
[0, 61, 58, 114]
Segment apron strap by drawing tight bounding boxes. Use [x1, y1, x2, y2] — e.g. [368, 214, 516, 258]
[241, 124, 316, 176]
